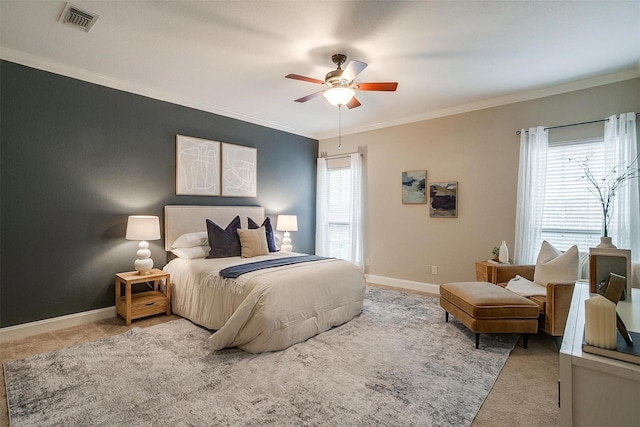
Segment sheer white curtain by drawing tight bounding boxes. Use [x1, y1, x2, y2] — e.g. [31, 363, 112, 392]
[605, 113, 639, 261]
[347, 153, 364, 270]
[315, 154, 364, 270]
[315, 157, 329, 256]
[514, 126, 549, 264]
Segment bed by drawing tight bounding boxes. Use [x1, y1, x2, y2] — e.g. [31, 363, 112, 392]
[162, 205, 367, 353]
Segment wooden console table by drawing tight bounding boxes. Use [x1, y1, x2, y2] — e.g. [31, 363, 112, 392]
[559, 283, 640, 426]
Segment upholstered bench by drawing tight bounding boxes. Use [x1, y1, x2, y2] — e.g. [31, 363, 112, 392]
[440, 282, 539, 349]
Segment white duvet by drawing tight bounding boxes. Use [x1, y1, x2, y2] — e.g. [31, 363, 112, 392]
[163, 253, 366, 353]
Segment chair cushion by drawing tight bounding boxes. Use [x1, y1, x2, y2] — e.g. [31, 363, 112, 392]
[528, 295, 546, 313]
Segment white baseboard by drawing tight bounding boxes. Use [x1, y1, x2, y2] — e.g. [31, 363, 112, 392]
[0, 306, 116, 344]
[366, 274, 440, 295]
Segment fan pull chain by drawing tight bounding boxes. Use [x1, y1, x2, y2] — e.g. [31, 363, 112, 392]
[338, 105, 342, 150]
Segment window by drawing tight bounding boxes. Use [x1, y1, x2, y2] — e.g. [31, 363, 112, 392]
[515, 114, 638, 265]
[541, 138, 605, 252]
[326, 166, 352, 260]
[316, 154, 363, 268]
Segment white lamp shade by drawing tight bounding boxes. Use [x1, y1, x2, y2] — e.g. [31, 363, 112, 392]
[276, 215, 298, 232]
[323, 86, 355, 107]
[125, 216, 161, 241]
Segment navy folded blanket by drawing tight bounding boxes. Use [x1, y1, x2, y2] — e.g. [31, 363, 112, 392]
[219, 255, 330, 279]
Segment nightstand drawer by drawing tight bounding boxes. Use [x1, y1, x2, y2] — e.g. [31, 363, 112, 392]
[117, 291, 168, 320]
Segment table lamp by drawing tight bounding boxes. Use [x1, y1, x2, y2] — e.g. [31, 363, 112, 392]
[276, 215, 298, 253]
[125, 215, 161, 274]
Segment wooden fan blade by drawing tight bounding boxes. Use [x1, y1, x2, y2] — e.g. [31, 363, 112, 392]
[294, 91, 325, 103]
[341, 60, 367, 83]
[285, 74, 325, 85]
[346, 96, 361, 109]
[355, 82, 398, 91]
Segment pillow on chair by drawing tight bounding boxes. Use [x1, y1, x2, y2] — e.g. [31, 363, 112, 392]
[533, 240, 580, 286]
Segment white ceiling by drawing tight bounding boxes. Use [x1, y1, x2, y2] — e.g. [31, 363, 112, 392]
[1, 1, 639, 140]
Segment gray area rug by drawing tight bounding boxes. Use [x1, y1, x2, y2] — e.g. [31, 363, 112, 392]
[4, 287, 518, 426]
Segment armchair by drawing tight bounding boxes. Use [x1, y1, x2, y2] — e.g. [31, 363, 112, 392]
[490, 264, 575, 336]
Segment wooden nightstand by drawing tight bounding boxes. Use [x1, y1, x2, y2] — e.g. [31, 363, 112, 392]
[115, 269, 171, 326]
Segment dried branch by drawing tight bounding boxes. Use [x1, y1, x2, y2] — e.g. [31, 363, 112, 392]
[572, 154, 639, 237]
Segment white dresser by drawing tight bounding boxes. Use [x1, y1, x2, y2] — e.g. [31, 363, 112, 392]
[559, 283, 640, 426]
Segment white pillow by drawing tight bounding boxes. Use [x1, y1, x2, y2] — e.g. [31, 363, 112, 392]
[171, 245, 209, 260]
[237, 227, 269, 258]
[533, 241, 579, 286]
[171, 231, 208, 249]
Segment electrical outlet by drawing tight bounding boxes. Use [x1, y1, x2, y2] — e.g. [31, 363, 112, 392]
[365, 258, 370, 266]
[431, 265, 438, 275]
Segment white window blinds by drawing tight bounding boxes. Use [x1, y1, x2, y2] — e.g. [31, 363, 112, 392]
[327, 166, 352, 260]
[541, 138, 605, 251]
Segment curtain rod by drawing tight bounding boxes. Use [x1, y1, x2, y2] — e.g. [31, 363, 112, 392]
[320, 152, 363, 160]
[515, 113, 640, 135]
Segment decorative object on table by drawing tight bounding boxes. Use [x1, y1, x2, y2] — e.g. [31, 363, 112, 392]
[597, 273, 632, 344]
[573, 154, 639, 249]
[597, 271, 628, 302]
[499, 240, 509, 264]
[582, 330, 640, 365]
[402, 170, 426, 204]
[125, 215, 161, 274]
[276, 214, 298, 253]
[584, 294, 617, 349]
[175, 135, 220, 196]
[221, 142, 257, 197]
[582, 274, 639, 364]
[429, 181, 457, 217]
[492, 246, 500, 261]
[589, 247, 632, 301]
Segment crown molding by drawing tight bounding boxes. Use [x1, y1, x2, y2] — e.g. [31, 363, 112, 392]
[318, 67, 640, 140]
[0, 47, 313, 139]
[3, 47, 637, 142]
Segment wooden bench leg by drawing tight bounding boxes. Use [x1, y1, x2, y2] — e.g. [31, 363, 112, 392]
[445, 311, 449, 322]
[523, 333, 529, 349]
[475, 333, 480, 349]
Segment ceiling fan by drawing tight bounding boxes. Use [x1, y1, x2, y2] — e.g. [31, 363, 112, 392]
[285, 54, 398, 109]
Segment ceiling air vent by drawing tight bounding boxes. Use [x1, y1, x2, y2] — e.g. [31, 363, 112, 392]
[58, 3, 99, 33]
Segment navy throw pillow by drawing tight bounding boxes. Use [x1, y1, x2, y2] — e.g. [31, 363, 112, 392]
[248, 216, 277, 253]
[206, 216, 241, 258]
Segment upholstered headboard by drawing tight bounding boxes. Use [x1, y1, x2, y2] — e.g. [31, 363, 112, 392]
[164, 205, 265, 251]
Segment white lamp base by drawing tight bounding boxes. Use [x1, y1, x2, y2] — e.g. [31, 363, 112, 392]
[134, 240, 153, 274]
[281, 231, 293, 253]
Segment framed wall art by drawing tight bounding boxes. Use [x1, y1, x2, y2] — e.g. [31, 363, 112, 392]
[429, 181, 458, 217]
[402, 170, 427, 204]
[175, 135, 220, 196]
[222, 143, 257, 197]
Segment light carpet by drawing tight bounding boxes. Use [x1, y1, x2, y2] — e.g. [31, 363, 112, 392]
[4, 287, 518, 426]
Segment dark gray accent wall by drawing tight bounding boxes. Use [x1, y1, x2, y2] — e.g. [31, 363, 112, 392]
[0, 60, 318, 328]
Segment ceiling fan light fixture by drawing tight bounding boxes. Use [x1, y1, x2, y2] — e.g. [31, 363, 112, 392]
[323, 86, 355, 107]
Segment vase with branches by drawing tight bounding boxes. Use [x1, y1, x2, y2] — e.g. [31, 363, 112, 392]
[574, 154, 640, 246]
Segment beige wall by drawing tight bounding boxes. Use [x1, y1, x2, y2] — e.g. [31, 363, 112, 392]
[319, 78, 640, 289]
